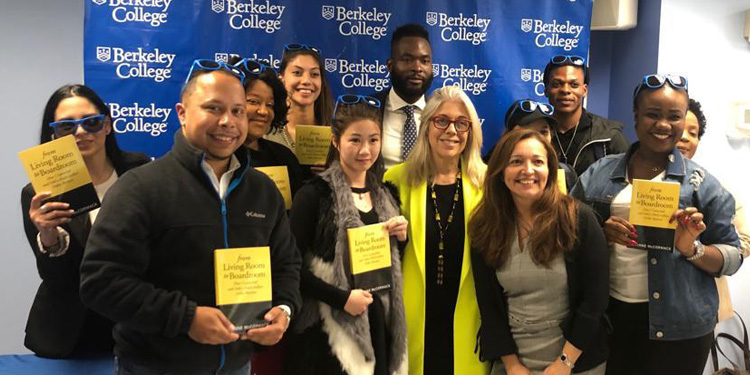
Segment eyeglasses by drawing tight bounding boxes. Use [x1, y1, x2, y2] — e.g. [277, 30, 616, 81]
[504, 100, 554, 127]
[284, 43, 322, 55]
[49, 114, 106, 137]
[184, 59, 245, 85]
[632, 74, 688, 99]
[550, 55, 585, 66]
[430, 115, 472, 133]
[233, 58, 278, 76]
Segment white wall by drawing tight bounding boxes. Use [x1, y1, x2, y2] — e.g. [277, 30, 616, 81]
[658, 0, 750, 372]
[0, 0, 83, 354]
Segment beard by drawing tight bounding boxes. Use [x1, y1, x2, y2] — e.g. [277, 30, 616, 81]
[391, 71, 434, 99]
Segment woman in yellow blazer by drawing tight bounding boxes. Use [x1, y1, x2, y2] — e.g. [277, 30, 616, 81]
[384, 86, 487, 375]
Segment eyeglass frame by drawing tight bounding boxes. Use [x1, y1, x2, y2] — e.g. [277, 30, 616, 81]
[632, 74, 689, 101]
[184, 59, 246, 86]
[49, 114, 107, 137]
[430, 115, 472, 133]
[332, 94, 381, 121]
[504, 100, 555, 128]
[233, 58, 278, 76]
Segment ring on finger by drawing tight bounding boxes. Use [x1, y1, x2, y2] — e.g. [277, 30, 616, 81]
[40, 204, 48, 213]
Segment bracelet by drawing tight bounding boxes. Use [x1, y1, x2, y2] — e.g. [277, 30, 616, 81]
[686, 240, 705, 261]
[560, 352, 575, 369]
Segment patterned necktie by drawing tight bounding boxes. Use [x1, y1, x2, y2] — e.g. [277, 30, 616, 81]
[401, 105, 418, 160]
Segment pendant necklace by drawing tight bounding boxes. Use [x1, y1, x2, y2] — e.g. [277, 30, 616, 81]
[429, 166, 462, 286]
[351, 186, 370, 200]
[554, 122, 579, 164]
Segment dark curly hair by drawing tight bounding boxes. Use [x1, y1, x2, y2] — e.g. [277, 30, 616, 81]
[230, 56, 289, 133]
[688, 98, 707, 139]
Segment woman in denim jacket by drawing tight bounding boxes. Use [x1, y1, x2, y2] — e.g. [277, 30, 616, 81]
[571, 74, 742, 375]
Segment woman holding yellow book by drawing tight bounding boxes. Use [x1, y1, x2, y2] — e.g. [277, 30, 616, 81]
[20, 84, 149, 358]
[571, 75, 742, 375]
[286, 95, 408, 375]
[384, 86, 488, 375]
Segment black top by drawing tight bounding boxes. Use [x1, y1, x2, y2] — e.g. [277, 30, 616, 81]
[553, 109, 629, 176]
[471, 204, 610, 372]
[20, 151, 150, 358]
[250, 138, 309, 198]
[424, 183, 465, 375]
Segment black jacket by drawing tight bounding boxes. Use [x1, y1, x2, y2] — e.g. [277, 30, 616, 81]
[472, 204, 610, 372]
[21, 151, 149, 358]
[555, 110, 630, 176]
[80, 131, 301, 372]
[249, 138, 308, 198]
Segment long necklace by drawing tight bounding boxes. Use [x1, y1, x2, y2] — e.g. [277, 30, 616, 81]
[429, 167, 462, 286]
[281, 126, 296, 149]
[554, 122, 579, 164]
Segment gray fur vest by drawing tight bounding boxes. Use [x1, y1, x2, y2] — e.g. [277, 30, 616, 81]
[294, 161, 408, 375]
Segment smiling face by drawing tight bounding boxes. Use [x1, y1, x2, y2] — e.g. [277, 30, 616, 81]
[428, 100, 470, 163]
[634, 86, 688, 156]
[544, 65, 587, 116]
[676, 110, 700, 159]
[54, 96, 111, 161]
[503, 137, 549, 207]
[176, 71, 247, 170]
[245, 79, 275, 145]
[335, 119, 381, 177]
[280, 54, 322, 108]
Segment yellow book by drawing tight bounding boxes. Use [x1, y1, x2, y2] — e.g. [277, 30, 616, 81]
[214, 247, 272, 331]
[557, 168, 567, 194]
[295, 125, 332, 165]
[347, 223, 392, 292]
[256, 166, 292, 210]
[629, 179, 680, 251]
[18, 135, 100, 216]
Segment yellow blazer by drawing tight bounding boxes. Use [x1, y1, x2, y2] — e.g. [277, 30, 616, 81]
[384, 162, 489, 375]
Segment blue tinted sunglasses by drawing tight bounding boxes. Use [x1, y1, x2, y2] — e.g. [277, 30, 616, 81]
[333, 95, 381, 120]
[633, 74, 688, 99]
[49, 114, 106, 137]
[184, 59, 245, 85]
[284, 43, 322, 55]
[233, 58, 278, 76]
[550, 55, 585, 66]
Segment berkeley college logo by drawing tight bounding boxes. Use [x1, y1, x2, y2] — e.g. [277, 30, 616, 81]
[522, 18, 584, 51]
[432, 64, 440, 76]
[217, 0, 286, 34]
[426, 12, 438, 26]
[435, 62, 492, 96]
[320, 5, 390, 40]
[97, 47, 112, 62]
[324, 58, 337, 73]
[212, 0, 225, 13]
[521, 68, 546, 97]
[521, 19, 533, 33]
[520, 68, 532, 82]
[97, 0, 172, 27]
[425, 11, 491, 45]
[96, 45, 176, 83]
[214, 53, 230, 63]
[329, 58, 390, 92]
[321, 5, 334, 20]
[110, 102, 171, 137]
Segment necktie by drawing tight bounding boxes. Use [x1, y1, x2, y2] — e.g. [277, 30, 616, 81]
[401, 105, 417, 160]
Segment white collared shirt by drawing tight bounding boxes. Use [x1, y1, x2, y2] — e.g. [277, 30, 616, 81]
[382, 88, 427, 169]
[201, 155, 242, 198]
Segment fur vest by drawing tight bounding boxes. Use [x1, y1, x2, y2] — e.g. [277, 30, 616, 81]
[294, 161, 408, 375]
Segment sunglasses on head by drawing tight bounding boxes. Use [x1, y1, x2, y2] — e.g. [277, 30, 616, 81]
[284, 43, 322, 55]
[184, 59, 246, 85]
[332, 95, 382, 120]
[550, 55, 585, 66]
[430, 115, 472, 133]
[505, 100, 554, 127]
[49, 114, 106, 137]
[233, 58, 278, 76]
[632, 74, 688, 99]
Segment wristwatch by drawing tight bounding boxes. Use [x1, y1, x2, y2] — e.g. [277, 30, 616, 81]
[686, 240, 705, 261]
[560, 352, 575, 369]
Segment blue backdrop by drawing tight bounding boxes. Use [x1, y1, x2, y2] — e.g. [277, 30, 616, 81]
[84, 0, 593, 157]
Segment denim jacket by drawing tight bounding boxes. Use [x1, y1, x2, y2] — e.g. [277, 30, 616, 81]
[571, 143, 742, 341]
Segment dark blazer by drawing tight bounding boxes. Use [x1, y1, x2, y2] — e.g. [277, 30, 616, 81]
[472, 204, 610, 372]
[21, 151, 150, 358]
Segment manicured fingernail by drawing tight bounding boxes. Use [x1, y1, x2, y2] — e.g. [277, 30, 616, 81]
[629, 240, 638, 246]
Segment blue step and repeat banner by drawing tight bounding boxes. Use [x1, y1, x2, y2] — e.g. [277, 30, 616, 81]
[84, 0, 593, 157]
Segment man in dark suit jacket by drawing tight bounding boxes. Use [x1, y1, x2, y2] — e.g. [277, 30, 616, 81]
[373, 23, 434, 169]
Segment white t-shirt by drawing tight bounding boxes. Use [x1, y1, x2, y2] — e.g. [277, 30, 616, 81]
[382, 89, 426, 169]
[609, 171, 666, 303]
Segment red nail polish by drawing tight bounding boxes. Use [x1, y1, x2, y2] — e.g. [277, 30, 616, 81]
[629, 240, 638, 246]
